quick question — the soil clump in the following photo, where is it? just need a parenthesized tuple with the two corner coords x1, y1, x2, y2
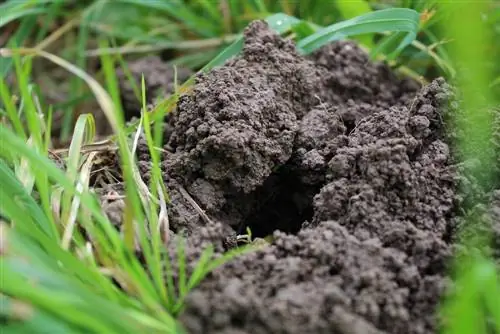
(122, 20, 499, 334)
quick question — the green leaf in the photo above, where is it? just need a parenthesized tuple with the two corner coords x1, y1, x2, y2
(370, 31, 408, 61)
(201, 38, 243, 73)
(291, 21, 316, 40)
(265, 12, 301, 32)
(0, 0, 64, 29)
(441, 257, 500, 334)
(186, 245, 215, 291)
(0, 160, 50, 232)
(297, 8, 420, 55)
(0, 76, 25, 139)
(0, 8, 46, 28)
(491, 76, 500, 88)
(60, 114, 96, 248)
(65, 114, 96, 184)
(0, 124, 122, 252)
(2, 226, 178, 333)
(335, 0, 374, 47)
(177, 237, 187, 299)
(193, 0, 221, 23)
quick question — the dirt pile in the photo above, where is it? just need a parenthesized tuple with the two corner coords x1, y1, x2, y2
(128, 20, 499, 334)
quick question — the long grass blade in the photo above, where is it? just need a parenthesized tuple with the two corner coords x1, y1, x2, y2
(0, 125, 121, 252)
(297, 8, 420, 54)
(0, 76, 25, 139)
(61, 114, 96, 227)
(335, 0, 374, 47)
(0, 160, 49, 230)
(61, 151, 97, 250)
(2, 224, 178, 333)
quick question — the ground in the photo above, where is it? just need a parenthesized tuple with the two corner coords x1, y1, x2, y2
(104, 20, 500, 334)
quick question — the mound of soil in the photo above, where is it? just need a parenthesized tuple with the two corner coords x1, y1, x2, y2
(125, 20, 499, 334)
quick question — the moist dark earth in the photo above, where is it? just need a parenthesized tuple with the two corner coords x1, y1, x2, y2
(114, 21, 500, 334)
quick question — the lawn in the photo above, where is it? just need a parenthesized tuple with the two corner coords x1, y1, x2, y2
(1, 1, 499, 333)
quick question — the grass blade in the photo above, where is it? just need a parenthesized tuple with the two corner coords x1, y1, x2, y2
(297, 8, 420, 54)
(194, 0, 221, 23)
(186, 245, 214, 291)
(140, 75, 168, 302)
(0, 0, 62, 29)
(0, 76, 25, 139)
(177, 237, 187, 299)
(0, 8, 46, 29)
(61, 151, 97, 250)
(0, 160, 49, 231)
(2, 224, 178, 333)
(61, 114, 96, 223)
(171, 245, 214, 314)
(201, 38, 243, 73)
(12, 53, 42, 148)
(335, 0, 374, 47)
(370, 31, 408, 61)
(0, 125, 121, 252)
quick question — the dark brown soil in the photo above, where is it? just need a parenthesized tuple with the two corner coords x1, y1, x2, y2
(123, 20, 499, 334)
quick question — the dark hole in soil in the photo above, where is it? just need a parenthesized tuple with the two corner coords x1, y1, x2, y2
(238, 165, 318, 238)
(343, 119, 357, 134)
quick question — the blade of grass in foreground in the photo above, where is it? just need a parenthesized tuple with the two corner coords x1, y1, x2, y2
(439, 2, 499, 334)
(60, 114, 96, 245)
(0, 75, 26, 139)
(0, 123, 183, 332)
(140, 75, 169, 304)
(0, 46, 148, 249)
(0, 124, 125, 261)
(2, 224, 179, 334)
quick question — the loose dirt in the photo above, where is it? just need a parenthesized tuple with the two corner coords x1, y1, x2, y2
(121, 20, 499, 334)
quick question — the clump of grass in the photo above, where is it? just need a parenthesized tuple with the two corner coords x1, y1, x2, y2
(0, 43, 257, 333)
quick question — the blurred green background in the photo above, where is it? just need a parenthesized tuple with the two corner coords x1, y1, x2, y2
(2, 0, 498, 144)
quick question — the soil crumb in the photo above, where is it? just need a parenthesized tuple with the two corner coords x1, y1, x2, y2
(128, 20, 500, 334)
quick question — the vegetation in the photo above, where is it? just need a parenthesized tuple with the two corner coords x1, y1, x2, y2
(1, 1, 499, 333)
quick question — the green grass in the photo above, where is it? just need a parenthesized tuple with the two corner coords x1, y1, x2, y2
(1, 1, 499, 333)
(439, 3, 499, 333)
(0, 35, 259, 333)
(3, 0, 485, 140)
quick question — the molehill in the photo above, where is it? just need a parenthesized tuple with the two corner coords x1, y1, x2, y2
(115, 20, 500, 334)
